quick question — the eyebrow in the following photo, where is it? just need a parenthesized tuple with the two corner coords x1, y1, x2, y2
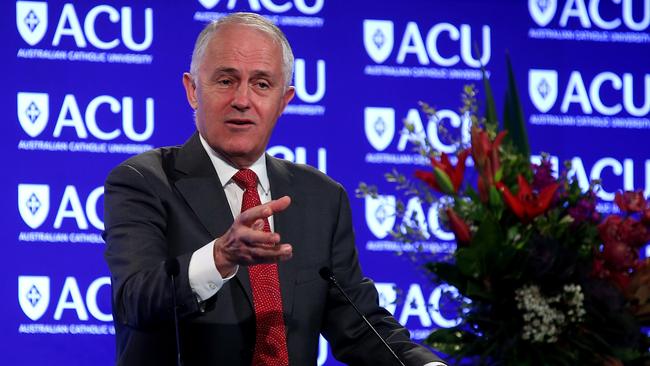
(211, 67, 275, 81)
(212, 67, 239, 79)
(250, 70, 273, 80)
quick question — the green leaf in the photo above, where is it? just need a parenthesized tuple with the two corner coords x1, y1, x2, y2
(502, 52, 530, 158)
(473, 214, 502, 252)
(466, 279, 494, 301)
(428, 262, 467, 293)
(488, 185, 503, 208)
(456, 247, 482, 278)
(477, 45, 498, 129)
(433, 166, 455, 195)
(426, 328, 476, 356)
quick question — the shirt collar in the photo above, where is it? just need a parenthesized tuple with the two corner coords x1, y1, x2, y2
(198, 134, 270, 194)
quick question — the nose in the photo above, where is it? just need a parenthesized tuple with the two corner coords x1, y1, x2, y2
(231, 82, 251, 112)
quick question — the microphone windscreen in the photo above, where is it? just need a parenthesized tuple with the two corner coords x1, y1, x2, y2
(319, 267, 334, 281)
(164, 258, 180, 277)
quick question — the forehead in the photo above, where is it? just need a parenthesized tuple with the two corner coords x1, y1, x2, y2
(201, 24, 283, 73)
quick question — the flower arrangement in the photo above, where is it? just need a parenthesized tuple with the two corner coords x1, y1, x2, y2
(358, 60, 650, 365)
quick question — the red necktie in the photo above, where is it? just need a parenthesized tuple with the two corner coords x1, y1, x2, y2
(231, 169, 289, 366)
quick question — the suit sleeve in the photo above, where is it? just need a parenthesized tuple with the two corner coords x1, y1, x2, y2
(321, 185, 443, 366)
(103, 163, 201, 330)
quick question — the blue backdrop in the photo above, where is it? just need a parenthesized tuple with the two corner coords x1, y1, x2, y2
(5, 0, 649, 364)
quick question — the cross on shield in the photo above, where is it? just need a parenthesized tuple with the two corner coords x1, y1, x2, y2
(363, 20, 394, 64)
(16, 1, 48, 46)
(528, 0, 557, 27)
(529, 69, 558, 113)
(17, 92, 49, 138)
(18, 184, 50, 229)
(18, 276, 50, 321)
(365, 195, 396, 239)
(364, 107, 395, 151)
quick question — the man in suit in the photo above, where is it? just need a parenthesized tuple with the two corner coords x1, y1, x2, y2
(104, 12, 446, 366)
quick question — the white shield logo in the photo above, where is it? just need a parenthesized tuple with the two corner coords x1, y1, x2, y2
(529, 69, 558, 113)
(18, 184, 50, 229)
(365, 195, 396, 239)
(363, 20, 394, 64)
(364, 107, 395, 151)
(528, 0, 557, 27)
(17, 92, 49, 138)
(16, 1, 48, 46)
(19, 276, 50, 321)
(197, 0, 220, 9)
(375, 283, 397, 314)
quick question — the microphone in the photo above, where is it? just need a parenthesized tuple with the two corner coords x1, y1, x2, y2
(319, 267, 406, 366)
(164, 258, 182, 366)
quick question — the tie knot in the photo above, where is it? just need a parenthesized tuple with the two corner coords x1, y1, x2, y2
(232, 169, 258, 191)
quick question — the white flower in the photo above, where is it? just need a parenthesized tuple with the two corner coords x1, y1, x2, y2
(515, 283, 586, 344)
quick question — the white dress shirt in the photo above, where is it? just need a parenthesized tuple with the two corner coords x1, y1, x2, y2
(188, 134, 273, 302)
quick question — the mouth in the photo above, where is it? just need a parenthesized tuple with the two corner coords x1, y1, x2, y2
(225, 118, 255, 126)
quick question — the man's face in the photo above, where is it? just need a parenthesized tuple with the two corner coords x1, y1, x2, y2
(183, 24, 294, 167)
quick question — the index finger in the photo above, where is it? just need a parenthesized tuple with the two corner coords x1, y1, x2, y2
(237, 196, 291, 227)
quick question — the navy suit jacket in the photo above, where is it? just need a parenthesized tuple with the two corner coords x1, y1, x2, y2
(103, 132, 440, 365)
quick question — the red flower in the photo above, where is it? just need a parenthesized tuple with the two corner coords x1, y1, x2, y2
(471, 127, 507, 193)
(598, 215, 624, 243)
(602, 241, 636, 271)
(599, 216, 650, 248)
(446, 208, 471, 245)
(496, 175, 560, 222)
(415, 149, 470, 195)
(619, 218, 650, 247)
(614, 190, 647, 213)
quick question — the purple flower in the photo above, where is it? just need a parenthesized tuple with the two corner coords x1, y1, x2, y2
(568, 194, 600, 224)
(531, 158, 556, 192)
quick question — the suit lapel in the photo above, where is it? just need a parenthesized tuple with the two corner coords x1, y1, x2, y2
(173, 133, 253, 306)
(266, 156, 298, 321)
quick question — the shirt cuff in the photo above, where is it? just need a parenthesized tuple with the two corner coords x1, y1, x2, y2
(188, 240, 238, 301)
(423, 362, 448, 366)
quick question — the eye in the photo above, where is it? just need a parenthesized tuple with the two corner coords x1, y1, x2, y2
(255, 80, 271, 90)
(216, 78, 233, 88)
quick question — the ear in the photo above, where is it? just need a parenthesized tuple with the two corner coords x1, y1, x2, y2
(280, 86, 295, 112)
(182, 72, 198, 109)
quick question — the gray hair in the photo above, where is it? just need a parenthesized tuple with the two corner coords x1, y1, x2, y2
(189, 12, 294, 89)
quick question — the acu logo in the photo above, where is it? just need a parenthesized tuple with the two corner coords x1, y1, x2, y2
(528, 0, 650, 31)
(17, 92, 155, 141)
(375, 282, 465, 329)
(18, 184, 104, 231)
(365, 195, 457, 242)
(364, 106, 471, 154)
(363, 19, 491, 68)
(16, 1, 153, 51)
(529, 69, 650, 116)
(197, 0, 324, 14)
(18, 276, 112, 322)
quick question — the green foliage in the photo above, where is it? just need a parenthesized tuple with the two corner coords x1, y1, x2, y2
(502, 53, 530, 159)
